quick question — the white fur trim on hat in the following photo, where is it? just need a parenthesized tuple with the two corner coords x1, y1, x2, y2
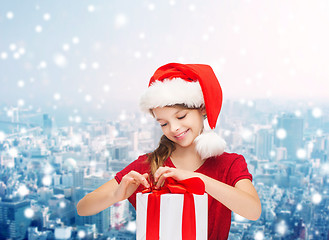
(194, 130, 226, 159)
(139, 78, 204, 112)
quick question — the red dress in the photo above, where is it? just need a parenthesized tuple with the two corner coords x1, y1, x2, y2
(115, 152, 252, 240)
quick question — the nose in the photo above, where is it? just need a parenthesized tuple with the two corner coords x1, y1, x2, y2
(170, 121, 180, 133)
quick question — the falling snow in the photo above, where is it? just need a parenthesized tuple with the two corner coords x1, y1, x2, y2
(17, 185, 29, 197)
(115, 14, 128, 28)
(276, 128, 287, 139)
(24, 208, 34, 218)
(53, 53, 68, 67)
(312, 193, 322, 204)
(42, 175, 52, 186)
(312, 107, 322, 118)
(17, 80, 25, 87)
(276, 220, 287, 236)
(72, 37, 80, 44)
(77, 230, 86, 238)
(35, 25, 43, 33)
(6, 11, 14, 19)
(296, 148, 306, 159)
(43, 13, 51, 21)
(54, 93, 61, 100)
(1, 2, 329, 239)
(254, 231, 264, 240)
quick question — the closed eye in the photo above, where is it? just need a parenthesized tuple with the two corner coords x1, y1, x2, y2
(160, 123, 167, 127)
(177, 114, 187, 120)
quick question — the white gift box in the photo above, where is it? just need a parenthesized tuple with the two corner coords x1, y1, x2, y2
(136, 192, 208, 240)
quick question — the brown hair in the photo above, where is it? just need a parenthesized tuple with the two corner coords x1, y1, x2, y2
(147, 135, 176, 179)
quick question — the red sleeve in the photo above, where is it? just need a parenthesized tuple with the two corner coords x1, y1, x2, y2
(114, 154, 150, 184)
(228, 154, 253, 186)
(114, 154, 150, 208)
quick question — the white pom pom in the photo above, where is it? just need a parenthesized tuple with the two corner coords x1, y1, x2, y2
(194, 130, 226, 159)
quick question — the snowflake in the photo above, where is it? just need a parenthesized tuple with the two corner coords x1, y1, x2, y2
(139, 32, 145, 39)
(79, 63, 87, 70)
(62, 44, 70, 51)
(312, 193, 322, 204)
(148, 4, 155, 11)
(296, 149, 306, 159)
(38, 61, 47, 69)
(18, 99, 25, 106)
(276, 220, 287, 236)
(103, 85, 110, 92)
(296, 203, 302, 211)
(9, 148, 18, 157)
(59, 201, 66, 208)
(85, 95, 92, 102)
(42, 175, 52, 186)
(18, 185, 29, 197)
(24, 208, 34, 218)
(276, 128, 287, 139)
(316, 129, 323, 136)
(169, 0, 176, 5)
(17, 80, 25, 88)
(54, 93, 61, 101)
(43, 13, 51, 21)
(75, 116, 82, 123)
(0, 131, 6, 142)
(88, 5, 95, 12)
(312, 107, 322, 118)
(134, 51, 141, 58)
(115, 14, 128, 29)
(77, 230, 86, 238)
(35, 25, 43, 33)
(189, 4, 196, 11)
(72, 37, 80, 44)
(254, 231, 264, 240)
(53, 53, 67, 67)
(1, 52, 8, 59)
(7, 12, 14, 19)
(92, 62, 99, 69)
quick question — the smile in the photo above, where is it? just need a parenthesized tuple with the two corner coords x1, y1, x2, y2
(174, 129, 189, 139)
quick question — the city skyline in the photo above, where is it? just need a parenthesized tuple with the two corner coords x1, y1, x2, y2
(0, 98, 329, 239)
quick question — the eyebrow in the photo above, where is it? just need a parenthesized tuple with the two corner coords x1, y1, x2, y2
(155, 109, 183, 121)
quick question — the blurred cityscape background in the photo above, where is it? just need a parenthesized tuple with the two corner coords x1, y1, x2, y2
(1, 0, 329, 239)
(0, 99, 328, 239)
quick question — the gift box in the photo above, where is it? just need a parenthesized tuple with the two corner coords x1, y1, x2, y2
(136, 177, 208, 240)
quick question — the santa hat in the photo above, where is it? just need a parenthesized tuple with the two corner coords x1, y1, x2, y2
(140, 63, 226, 159)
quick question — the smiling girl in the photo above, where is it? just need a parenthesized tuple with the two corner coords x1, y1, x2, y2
(77, 63, 261, 239)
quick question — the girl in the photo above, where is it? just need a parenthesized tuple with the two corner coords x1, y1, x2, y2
(77, 63, 261, 240)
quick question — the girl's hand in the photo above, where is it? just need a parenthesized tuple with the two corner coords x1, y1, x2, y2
(114, 171, 149, 201)
(154, 167, 197, 189)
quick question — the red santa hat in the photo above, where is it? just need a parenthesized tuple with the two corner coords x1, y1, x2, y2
(140, 63, 226, 159)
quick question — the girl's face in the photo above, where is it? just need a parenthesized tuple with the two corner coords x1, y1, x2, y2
(152, 105, 206, 149)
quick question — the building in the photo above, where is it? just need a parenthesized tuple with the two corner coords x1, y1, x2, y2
(0, 198, 31, 239)
(255, 128, 273, 160)
(274, 114, 304, 159)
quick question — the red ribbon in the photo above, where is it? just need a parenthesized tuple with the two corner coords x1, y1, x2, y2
(140, 177, 205, 240)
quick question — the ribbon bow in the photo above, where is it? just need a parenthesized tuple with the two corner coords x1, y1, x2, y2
(140, 177, 205, 240)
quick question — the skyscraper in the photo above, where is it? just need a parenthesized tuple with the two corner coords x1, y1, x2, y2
(0, 199, 31, 239)
(255, 128, 273, 160)
(274, 114, 304, 159)
(43, 114, 53, 138)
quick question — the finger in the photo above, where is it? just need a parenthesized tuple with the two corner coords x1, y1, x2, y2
(154, 167, 170, 182)
(155, 170, 173, 189)
(128, 171, 150, 188)
(142, 173, 149, 179)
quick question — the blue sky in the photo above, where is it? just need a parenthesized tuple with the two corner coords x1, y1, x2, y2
(1, 0, 329, 121)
